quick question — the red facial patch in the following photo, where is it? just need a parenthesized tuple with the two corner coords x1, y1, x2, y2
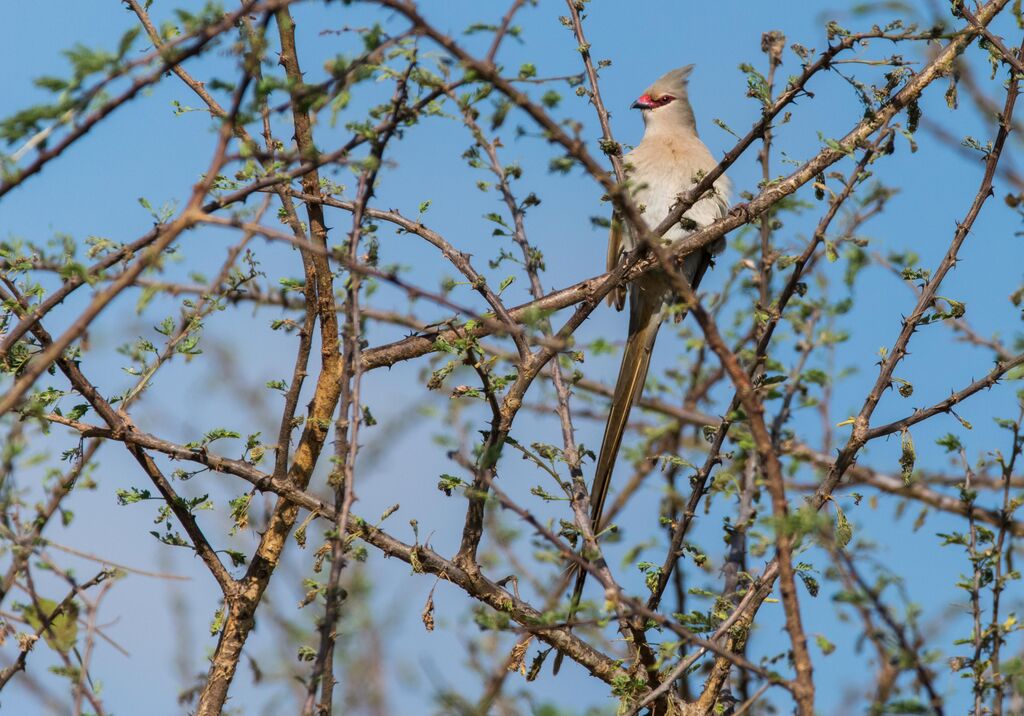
(633, 93, 674, 109)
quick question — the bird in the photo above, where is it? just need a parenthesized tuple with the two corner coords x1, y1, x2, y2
(555, 65, 730, 672)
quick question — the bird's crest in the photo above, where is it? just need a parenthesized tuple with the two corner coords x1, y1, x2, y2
(645, 64, 694, 99)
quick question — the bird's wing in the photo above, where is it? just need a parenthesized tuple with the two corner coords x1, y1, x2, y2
(607, 217, 626, 310)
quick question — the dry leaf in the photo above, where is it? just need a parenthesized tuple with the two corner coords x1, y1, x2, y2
(421, 587, 435, 632)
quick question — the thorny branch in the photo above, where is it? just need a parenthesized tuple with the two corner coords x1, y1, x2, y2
(2, 1, 1023, 713)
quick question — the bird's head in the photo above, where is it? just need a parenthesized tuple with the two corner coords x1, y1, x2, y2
(632, 65, 698, 134)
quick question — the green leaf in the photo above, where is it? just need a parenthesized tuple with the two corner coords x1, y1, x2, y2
(798, 571, 819, 596)
(540, 90, 561, 108)
(362, 405, 377, 427)
(20, 598, 78, 654)
(653, 454, 695, 471)
(66, 404, 89, 421)
(209, 605, 224, 636)
(437, 474, 464, 496)
(815, 633, 836, 655)
(936, 433, 962, 453)
(825, 240, 839, 263)
(116, 487, 152, 505)
(833, 501, 852, 548)
(199, 428, 241, 446)
(548, 156, 575, 174)
(223, 549, 247, 568)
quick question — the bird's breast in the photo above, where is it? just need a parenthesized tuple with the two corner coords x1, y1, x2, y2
(623, 155, 727, 249)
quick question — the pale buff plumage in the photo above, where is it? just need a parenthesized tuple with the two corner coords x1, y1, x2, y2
(556, 67, 730, 670)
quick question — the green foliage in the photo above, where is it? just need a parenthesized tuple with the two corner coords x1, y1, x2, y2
(437, 474, 464, 496)
(116, 487, 153, 505)
(814, 633, 836, 656)
(3, 5, 1023, 712)
(830, 498, 853, 549)
(19, 598, 79, 654)
(637, 561, 662, 593)
(796, 563, 820, 597)
(228, 494, 251, 535)
(185, 428, 242, 449)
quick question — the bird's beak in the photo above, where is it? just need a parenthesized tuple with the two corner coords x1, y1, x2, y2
(631, 94, 654, 110)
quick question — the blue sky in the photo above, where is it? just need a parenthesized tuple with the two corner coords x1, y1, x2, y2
(2, 1, 1023, 714)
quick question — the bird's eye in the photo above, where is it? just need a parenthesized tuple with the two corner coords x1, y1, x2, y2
(656, 95, 674, 105)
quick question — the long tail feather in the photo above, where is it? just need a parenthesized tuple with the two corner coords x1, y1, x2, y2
(589, 291, 663, 538)
(553, 251, 711, 675)
(553, 287, 662, 674)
